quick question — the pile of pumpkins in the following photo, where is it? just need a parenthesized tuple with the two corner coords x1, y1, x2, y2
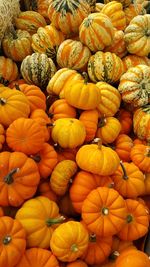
(0, 0, 150, 266)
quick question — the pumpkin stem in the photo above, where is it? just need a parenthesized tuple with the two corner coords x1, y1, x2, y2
(145, 147, 150, 157)
(15, 84, 21, 91)
(82, 72, 89, 84)
(109, 251, 120, 260)
(10, 26, 18, 40)
(46, 123, 55, 127)
(0, 98, 7, 105)
(0, 76, 9, 86)
(46, 216, 65, 227)
(71, 244, 78, 252)
(48, 113, 54, 119)
(4, 168, 19, 184)
(108, 182, 114, 188)
(30, 154, 41, 163)
(126, 214, 133, 223)
(3, 235, 12, 245)
(98, 116, 107, 128)
(120, 161, 128, 180)
(102, 207, 109, 215)
(89, 233, 96, 242)
(92, 138, 102, 149)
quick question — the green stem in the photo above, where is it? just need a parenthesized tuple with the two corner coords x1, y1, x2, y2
(120, 161, 128, 180)
(82, 72, 89, 84)
(71, 244, 78, 252)
(4, 168, 19, 184)
(46, 216, 65, 227)
(3, 235, 12, 245)
(126, 214, 133, 223)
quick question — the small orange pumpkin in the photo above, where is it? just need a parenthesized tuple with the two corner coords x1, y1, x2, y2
(116, 109, 133, 135)
(114, 134, 133, 162)
(49, 99, 77, 121)
(0, 56, 19, 85)
(0, 123, 5, 150)
(38, 180, 58, 202)
(116, 249, 150, 267)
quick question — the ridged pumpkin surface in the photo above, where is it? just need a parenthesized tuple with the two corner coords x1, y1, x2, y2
(133, 105, 150, 141)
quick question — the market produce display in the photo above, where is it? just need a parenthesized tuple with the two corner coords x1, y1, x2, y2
(0, 0, 150, 266)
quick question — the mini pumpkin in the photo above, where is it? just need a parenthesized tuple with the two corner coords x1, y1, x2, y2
(59, 192, 78, 218)
(38, 181, 58, 202)
(0, 56, 18, 85)
(0, 123, 5, 150)
(66, 260, 88, 267)
(116, 248, 150, 267)
(114, 134, 133, 162)
(122, 54, 150, 72)
(124, 3, 144, 26)
(104, 30, 127, 58)
(49, 99, 77, 121)
(133, 105, 150, 141)
(130, 144, 150, 173)
(116, 108, 133, 135)
(104, 0, 131, 8)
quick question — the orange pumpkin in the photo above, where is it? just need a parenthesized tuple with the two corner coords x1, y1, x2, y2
(130, 144, 150, 173)
(116, 109, 133, 135)
(0, 123, 5, 150)
(0, 151, 40, 207)
(59, 193, 78, 218)
(56, 146, 78, 163)
(104, 30, 127, 58)
(16, 248, 59, 267)
(38, 180, 58, 202)
(111, 161, 145, 198)
(0, 56, 19, 85)
(122, 54, 150, 72)
(49, 99, 77, 121)
(133, 105, 150, 141)
(143, 173, 150, 195)
(114, 134, 133, 162)
(8, 79, 26, 88)
(66, 260, 88, 267)
(118, 199, 149, 241)
(124, 3, 144, 25)
(0, 216, 26, 267)
(116, 248, 150, 267)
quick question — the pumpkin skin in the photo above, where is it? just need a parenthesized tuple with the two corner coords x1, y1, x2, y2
(101, 1, 126, 30)
(79, 109, 99, 142)
(0, 216, 26, 267)
(46, 68, 83, 98)
(0, 151, 40, 207)
(124, 3, 145, 26)
(0, 56, 18, 85)
(118, 199, 149, 241)
(50, 160, 78, 196)
(49, 99, 77, 121)
(70, 170, 113, 214)
(56, 147, 78, 163)
(130, 144, 150, 173)
(50, 221, 89, 262)
(124, 14, 150, 57)
(64, 77, 101, 110)
(76, 140, 120, 176)
(21, 53, 56, 89)
(2, 29, 32, 62)
(104, 0, 131, 8)
(79, 13, 114, 52)
(122, 55, 150, 72)
(59, 193, 78, 218)
(0, 87, 30, 127)
(23, 0, 51, 22)
(0, 124, 5, 150)
(143, 173, 150, 195)
(15, 196, 64, 248)
(114, 134, 133, 162)
(51, 118, 86, 149)
(8, 79, 26, 88)
(16, 248, 59, 267)
(88, 51, 124, 84)
(82, 187, 127, 237)
(116, 249, 150, 267)
(14, 83, 46, 112)
(96, 82, 121, 117)
(133, 105, 150, 141)
(38, 181, 58, 202)
(116, 109, 133, 135)
(15, 11, 47, 34)
(6, 118, 45, 155)
(48, 0, 91, 35)
(57, 39, 91, 71)
(66, 260, 88, 267)
(30, 143, 58, 179)
(104, 30, 127, 58)
(118, 65, 150, 108)
(96, 116, 121, 144)
(111, 161, 145, 198)
(32, 24, 65, 59)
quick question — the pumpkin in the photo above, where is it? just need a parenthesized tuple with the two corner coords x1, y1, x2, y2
(15, 196, 65, 248)
(118, 199, 149, 241)
(111, 236, 136, 256)
(23, 0, 51, 22)
(82, 187, 127, 237)
(30, 109, 52, 142)
(8, 79, 26, 88)
(59, 193, 78, 218)
(70, 170, 113, 214)
(133, 138, 147, 145)
(88, 51, 124, 84)
(76, 139, 120, 176)
(87, 0, 96, 12)
(15, 10, 47, 34)
(0, 124, 5, 150)
(116, 109, 133, 135)
(2, 28, 32, 62)
(0, 56, 18, 85)
(101, 1, 126, 30)
(124, 14, 150, 56)
(104, 0, 131, 8)
(143, 173, 150, 195)
(21, 52, 56, 89)
(116, 249, 150, 267)
(30, 143, 58, 179)
(114, 134, 133, 162)
(46, 68, 83, 98)
(81, 221, 113, 265)
(79, 109, 99, 142)
(130, 144, 150, 173)
(56, 146, 78, 163)
(51, 118, 86, 149)
(118, 65, 150, 108)
(95, 3, 105, 12)
(48, 0, 91, 35)
(50, 160, 78, 196)
(0, 216, 26, 267)
(133, 105, 150, 141)
(32, 24, 65, 59)
(57, 39, 91, 71)
(79, 13, 114, 52)
(6, 118, 45, 155)
(16, 248, 59, 267)
(66, 260, 88, 267)
(111, 161, 145, 198)
(104, 30, 127, 58)
(0, 151, 40, 206)
(49, 99, 77, 121)
(64, 74, 101, 110)
(96, 116, 121, 144)
(122, 54, 150, 72)
(14, 83, 46, 112)
(124, 3, 145, 25)
(0, 86, 30, 127)
(50, 221, 89, 262)
(96, 82, 121, 117)
(38, 181, 58, 202)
